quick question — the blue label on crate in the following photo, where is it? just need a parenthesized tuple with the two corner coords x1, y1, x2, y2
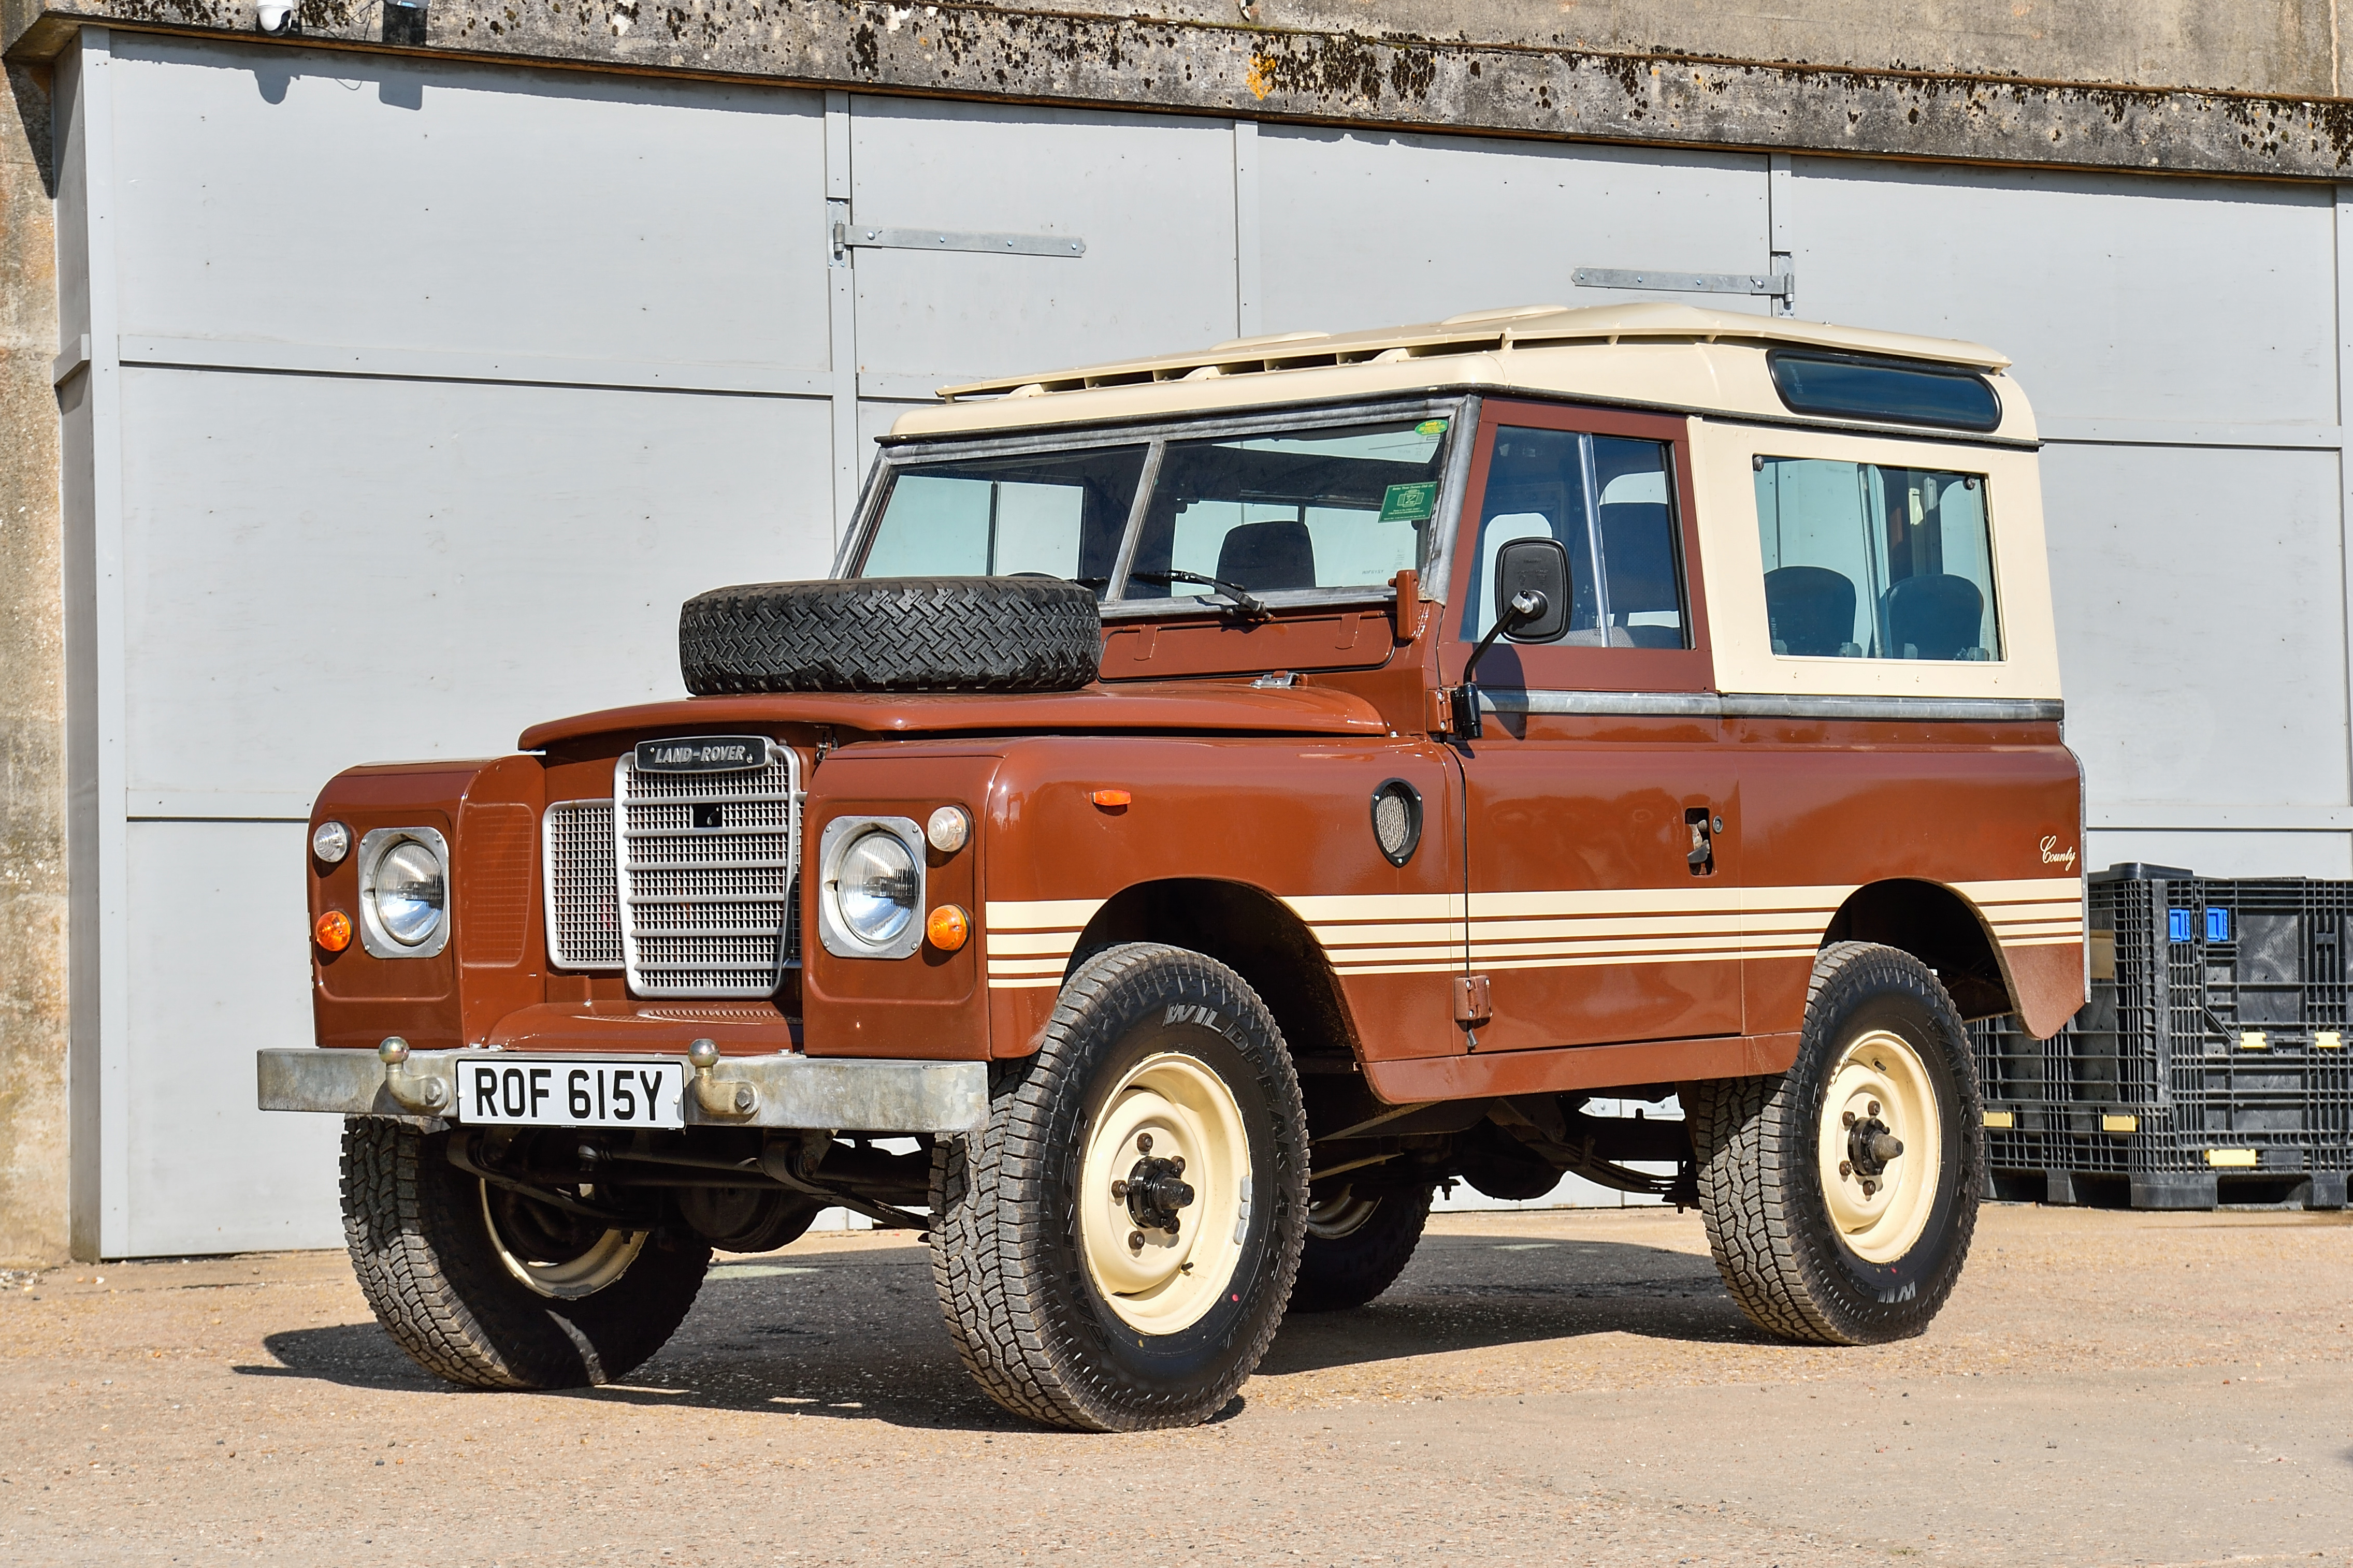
(2205, 907, 2231, 942)
(2169, 908, 2194, 943)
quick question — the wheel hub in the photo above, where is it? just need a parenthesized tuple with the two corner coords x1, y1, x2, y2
(1844, 1111, 1904, 1179)
(1120, 1151, 1196, 1234)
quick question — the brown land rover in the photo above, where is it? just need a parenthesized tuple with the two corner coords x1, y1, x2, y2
(259, 301, 2085, 1431)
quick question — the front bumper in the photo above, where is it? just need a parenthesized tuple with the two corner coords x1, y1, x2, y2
(256, 1048, 987, 1134)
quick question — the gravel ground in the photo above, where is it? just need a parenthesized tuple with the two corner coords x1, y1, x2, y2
(3, 1202, 2348, 1566)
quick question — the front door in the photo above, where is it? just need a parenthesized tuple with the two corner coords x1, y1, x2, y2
(1443, 401, 1742, 1051)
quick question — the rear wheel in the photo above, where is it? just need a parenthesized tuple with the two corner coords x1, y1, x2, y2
(1289, 1182, 1433, 1313)
(929, 943, 1308, 1431)
(340, 1119, 709, 1389)
(1684, 942, 1983, 1345)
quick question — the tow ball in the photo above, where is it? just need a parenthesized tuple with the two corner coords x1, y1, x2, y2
(687, 1038, 760, 1119)
(1111, 1132, 1196, 1249)
(377, 1037, 448, 1113)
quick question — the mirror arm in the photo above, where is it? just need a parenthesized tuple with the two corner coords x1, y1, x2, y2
(1460, 589, 1547, 686)
(1450, 589, 1548, 742)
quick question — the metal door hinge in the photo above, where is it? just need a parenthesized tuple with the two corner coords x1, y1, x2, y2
(834, 219, 1086, 260)
(1574, 268, 1794, 299)
(1453, 974, 1492, 1025)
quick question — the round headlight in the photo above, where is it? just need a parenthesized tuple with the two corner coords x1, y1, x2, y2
(835, 830, 918, 946)
(312, 820, 352, 864)
(372, 838, 447, 947)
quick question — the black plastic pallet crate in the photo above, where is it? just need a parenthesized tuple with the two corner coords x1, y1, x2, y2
(1970, 866, 2353, 1210)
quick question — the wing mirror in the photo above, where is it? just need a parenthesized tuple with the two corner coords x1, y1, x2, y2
(1451, 538, 1570, 739)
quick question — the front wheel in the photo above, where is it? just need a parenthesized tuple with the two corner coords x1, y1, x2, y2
(340, 1119, 709, 1389)
(1684, 941, 1983, 1345)
(929, 943, 1309, 1431)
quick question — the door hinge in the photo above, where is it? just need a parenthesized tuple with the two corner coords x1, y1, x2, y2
(1453, 974, 1492, 1025)
(1573, 267, 1794, 299)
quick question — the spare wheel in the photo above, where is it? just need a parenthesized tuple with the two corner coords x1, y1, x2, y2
(678, 576, 1101, 695)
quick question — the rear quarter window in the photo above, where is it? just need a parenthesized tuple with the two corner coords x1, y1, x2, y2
(1755, 457, 2000, 662)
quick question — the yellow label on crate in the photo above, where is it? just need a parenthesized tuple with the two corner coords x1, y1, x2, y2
(2101, 1114, 2139, 1134)
(2239, 1031, 2268, 1050)
(1982, 1110, 2015, 1129)
(2319, 1032, 2344, 1050)
(2206, 1149, 2259, 1169)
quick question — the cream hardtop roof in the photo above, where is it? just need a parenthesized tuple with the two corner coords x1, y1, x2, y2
(893, 301, 2026, 444)
(935, 302, 2008, 402)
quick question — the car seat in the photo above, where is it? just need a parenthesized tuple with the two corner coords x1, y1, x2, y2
(1879, 573, 1986, 660)
(1215, 519, 1317, 593)
(1763, 564, 1859, 656)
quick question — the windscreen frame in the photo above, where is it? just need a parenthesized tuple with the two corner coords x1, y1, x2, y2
(839, 396, 1474, 619)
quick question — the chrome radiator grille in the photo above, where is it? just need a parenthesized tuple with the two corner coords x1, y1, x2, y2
(543, 800, 620, 968)
(614, 748, 802, 997)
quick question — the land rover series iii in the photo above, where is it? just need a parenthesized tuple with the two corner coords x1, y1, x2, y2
(259, 301, 2085, 1431)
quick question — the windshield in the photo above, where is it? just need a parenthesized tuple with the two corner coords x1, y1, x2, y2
(1121, 418, 1450, 602)
(856, 409, 1457, 603)
(859, 445, 1148, 588)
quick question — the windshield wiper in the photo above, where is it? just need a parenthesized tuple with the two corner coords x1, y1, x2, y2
(1128, 569, 1269, 620)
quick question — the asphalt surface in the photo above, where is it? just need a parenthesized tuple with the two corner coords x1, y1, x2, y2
(3, 1202, 2348, 1566)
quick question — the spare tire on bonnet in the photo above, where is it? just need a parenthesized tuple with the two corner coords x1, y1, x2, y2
(678, 576, 1102, 695)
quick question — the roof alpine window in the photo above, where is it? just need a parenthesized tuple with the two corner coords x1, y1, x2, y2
(1767, 352, 2001, 433)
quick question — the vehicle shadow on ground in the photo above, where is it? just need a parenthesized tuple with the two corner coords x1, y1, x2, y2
(246, 1232, 1766, 1429)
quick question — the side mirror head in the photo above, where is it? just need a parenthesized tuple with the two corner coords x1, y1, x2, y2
(1493, 538, 1570, 643)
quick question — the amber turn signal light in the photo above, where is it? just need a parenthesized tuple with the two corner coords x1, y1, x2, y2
(925, 904, 972, 952)
(1090, 789, 1132, 808)
(314, 910, 354, 953)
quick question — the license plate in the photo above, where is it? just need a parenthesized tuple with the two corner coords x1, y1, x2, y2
(455, 1059, 686, 1129)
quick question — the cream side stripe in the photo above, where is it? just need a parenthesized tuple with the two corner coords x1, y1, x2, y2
(983, 931, 1089, 956)
(1284, 894, 1465, 922)
(1951, 877, 2085, 902)
(983, 899, 1105, 931)
(989, 976, 1064, 990)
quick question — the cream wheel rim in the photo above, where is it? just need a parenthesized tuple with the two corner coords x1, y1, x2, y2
(480, 1182, 646, 1301)
(1078, 1052, 1253, 1335)
(1816, 1028, 1943, 1265)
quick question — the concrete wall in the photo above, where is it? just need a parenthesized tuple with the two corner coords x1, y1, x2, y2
(10, 3, 2353, 181)
(0, 59, 65, 1267)
(981, 1, 2346, 96)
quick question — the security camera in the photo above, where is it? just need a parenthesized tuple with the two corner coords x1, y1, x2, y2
(255, 0, 297, 32)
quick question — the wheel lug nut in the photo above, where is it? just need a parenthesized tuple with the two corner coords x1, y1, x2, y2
(1111, 1180, 1129, 1200)
(1166, 1215, 1180, 1235)
(1839, 1160, 1852, 1178)
(1128, 1230, 1145, 1250)
(1136, 1133, 1153, 1154)
(1170, 1156, 1186, 1174)
(1861, 1179, 1878, 1197)
(1842, 1112, 1856, 1128)
(1868, 1100, 1881, 1116)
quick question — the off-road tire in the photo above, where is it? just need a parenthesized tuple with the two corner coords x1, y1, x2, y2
(1684, 941, 1984, 1345)
(339, 1119, 710, 1389)
(1289, 1183, 1433, 1313)
(929, 943, 1309, 1431)
(679, 576, 1101, 695)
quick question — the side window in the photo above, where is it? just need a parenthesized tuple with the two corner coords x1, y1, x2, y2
(1464, 428, 1686, 647)
(1753, 458, 2001, 661)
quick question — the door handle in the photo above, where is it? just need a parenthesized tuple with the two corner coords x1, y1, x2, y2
(1685, 809, 1719, 874)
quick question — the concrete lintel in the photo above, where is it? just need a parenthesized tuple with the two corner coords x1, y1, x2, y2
(6, 1, 2353, 182)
